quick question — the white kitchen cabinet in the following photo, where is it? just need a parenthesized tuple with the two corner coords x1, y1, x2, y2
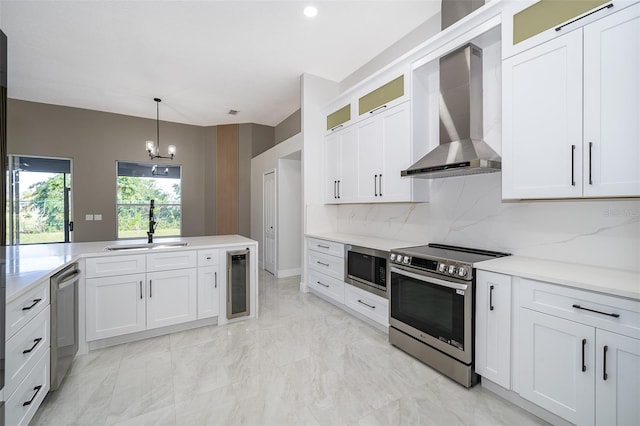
(86, 273, 147, 341)
(344, 283, 388, 328)
(306, 237, 345, 304)
(583, 3, 640, 197)
(324, 126, 356, 203)
(197, 266, 219, 319)
(595, 329, 640, 426)
(355, 101, 417, 202)
(147, 269, 197, 329)
(519, 308, 595, 426)
(475, 271, 512, 389)
(503, 2, 640, 199)
(5, 350, 49, 426)
(502, 29, 583, 199)
(517, 276, 640, 426)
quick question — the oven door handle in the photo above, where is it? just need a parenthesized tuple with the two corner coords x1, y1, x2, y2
(391, 266, 469, 291)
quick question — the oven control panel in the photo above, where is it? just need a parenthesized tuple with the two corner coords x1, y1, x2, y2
(389, 252, 472, 280)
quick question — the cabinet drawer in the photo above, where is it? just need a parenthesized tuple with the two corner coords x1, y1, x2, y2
(308, 269, 345, 304)
(307, 237, 344, 258)
(308, 250, 344, 281)
(6, 349, 50, 426)
(344, 284, 389, 327)
(520, 278, 640, 339)
(85, 254, 145, 278)
(197, 249, 219, 266)
(6, 280, 49, 340)
(147, 250, 197, 272)
(6, 306, 50, 399)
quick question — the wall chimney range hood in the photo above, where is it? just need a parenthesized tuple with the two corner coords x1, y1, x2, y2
(402, 0, 501, 179)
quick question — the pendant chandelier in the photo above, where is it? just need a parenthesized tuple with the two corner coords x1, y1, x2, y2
(145, 97, 176, 160)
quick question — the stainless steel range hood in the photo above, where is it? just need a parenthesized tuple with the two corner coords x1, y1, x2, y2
(402, 0, 501, 179)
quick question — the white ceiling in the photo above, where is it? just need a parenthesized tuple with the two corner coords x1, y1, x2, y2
(0, 1, 440, 127)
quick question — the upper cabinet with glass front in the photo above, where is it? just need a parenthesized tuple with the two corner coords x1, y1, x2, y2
(502, 1, 640, 199)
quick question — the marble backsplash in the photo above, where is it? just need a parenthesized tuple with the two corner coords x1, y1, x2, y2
(335, 173, 640, 272)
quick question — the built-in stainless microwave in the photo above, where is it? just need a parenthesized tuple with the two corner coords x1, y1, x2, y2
(345, 245, 388, 299)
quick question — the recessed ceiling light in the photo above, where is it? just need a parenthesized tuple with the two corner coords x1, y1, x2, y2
(304, 6, 318, 18)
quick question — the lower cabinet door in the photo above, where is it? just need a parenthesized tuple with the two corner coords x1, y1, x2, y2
(197, 266, 220, 319)
(595, 329, 640, 426)
(519, 308, 595, 426)
(6, 349, 50, 426)
(147, 269, 197, 329)
(307, 269, 345, 304)
(86, 273, 146, 341)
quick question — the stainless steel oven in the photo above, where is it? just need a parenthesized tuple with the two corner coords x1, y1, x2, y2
(345, 245, 388, 298)
(388, 244, 509, 387)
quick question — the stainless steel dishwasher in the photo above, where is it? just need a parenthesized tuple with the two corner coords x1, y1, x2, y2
(50, 263, 80, 391)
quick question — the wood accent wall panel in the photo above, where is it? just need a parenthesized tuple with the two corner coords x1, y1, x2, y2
(215, 124, 239, 235)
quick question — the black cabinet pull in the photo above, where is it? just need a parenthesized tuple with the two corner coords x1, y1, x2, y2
(22, 299, 42, 311)
(23, 338, 43, 354)
(378, 174, 382, 197)
(316, 280, 330, 288)
(316, 261, 329, 267)
(149, 280, 153, 298)
(581, 338, 587, 372)
(589, 142, 593, 185)
(334, 180, 337, 199)
(23, 385, 43, 406)
(571, 145, 576, 186)
(369, 105, 387, 114)
(317, 244, 330, 249)
(337, 180, 341, 199)
(572, 304, 620, 318)
(139, 281, 143, 299)
(489, 285, 495, 311)
(603, 345, 609, 380)
(331, 124, 344, 132)
(214, 272, 218, 289)
(358, 299, 376, 309)
(556, 3, 613, 31)
(374, 174, 378, 196)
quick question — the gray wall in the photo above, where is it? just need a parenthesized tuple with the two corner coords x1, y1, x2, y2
(7, 99, 261, 242)
(238, 123, 275, 238)
(274, 109, 301, 144)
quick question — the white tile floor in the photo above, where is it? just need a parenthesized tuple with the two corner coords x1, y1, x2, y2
(32, 270, 547, 425)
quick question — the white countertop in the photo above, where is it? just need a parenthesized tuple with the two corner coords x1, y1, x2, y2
(476, 256, 640, 301)
(306, 232, 424, 252)
(4, 235, 257, 303)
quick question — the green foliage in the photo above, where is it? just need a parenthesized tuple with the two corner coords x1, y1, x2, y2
(23, 173, 66, 233)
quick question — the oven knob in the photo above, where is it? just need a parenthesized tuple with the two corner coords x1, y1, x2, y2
(448, 265, 456, 274)
(403, 256, 411, 264)
(390, 253, 396, 262)
(458, 267, 467, 277)
(438, 263, 446, 273)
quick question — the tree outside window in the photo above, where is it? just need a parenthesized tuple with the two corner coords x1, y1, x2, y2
(116, 162, 181, 239)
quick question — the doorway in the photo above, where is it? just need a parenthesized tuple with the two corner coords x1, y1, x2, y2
(7, 155, 73, 245)
(263, 170, 276, 275)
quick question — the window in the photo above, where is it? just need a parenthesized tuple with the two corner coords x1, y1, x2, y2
(6, 155, 73, 245)
(116, 161, 181, 239)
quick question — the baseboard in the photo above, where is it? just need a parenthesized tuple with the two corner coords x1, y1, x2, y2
(481, 379, 573, 426)
(277, 267, 301, 278)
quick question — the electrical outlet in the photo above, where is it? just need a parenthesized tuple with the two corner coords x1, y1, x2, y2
(94, 214, 102, 221)
(85, 214, 94, 221)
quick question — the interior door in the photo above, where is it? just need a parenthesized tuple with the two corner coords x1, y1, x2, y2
(263, 171, 276, 274)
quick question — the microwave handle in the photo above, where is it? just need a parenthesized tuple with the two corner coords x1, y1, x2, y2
(390, 266, 468, 291)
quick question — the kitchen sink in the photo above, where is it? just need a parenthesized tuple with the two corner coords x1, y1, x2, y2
(104, 242, 188, 251)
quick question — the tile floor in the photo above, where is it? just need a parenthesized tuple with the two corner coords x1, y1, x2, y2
(32, 270, 547, 425)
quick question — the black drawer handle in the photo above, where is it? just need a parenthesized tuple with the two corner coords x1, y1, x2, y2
(206, 256, 212, 260)
(581, 338, 587, 372)
(572, 304, 620, 318)
(23, 385, 43, 406)
(23, 338, 43, 354)
(316, 261, 330, 267)
(317, 244, 330, 249)
(358, 299, 375, 309)
(22, 299, 42, 311)
(316, 281, 330, 288)
(489, 285, 495, 311)
(603, 345, 609, 380)
(369, 105, 387, 114)
(556, 3, 613, 32)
